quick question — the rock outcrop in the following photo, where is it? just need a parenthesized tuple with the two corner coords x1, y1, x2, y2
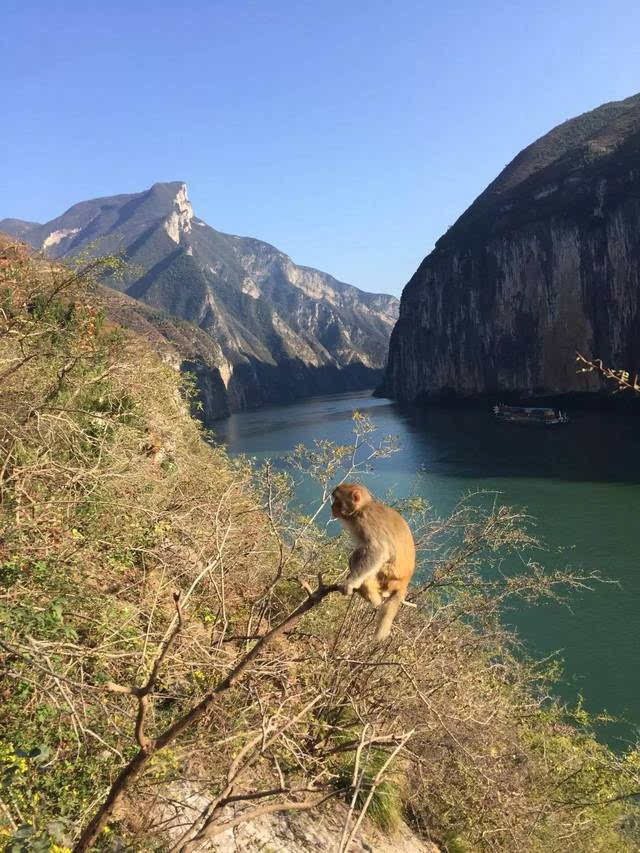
(157, 787, 440, 852)
(381, 93, 640, 404)
(2, 183, 398, 421)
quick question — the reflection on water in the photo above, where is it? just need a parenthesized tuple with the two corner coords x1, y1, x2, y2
(214, 390, 640, 746)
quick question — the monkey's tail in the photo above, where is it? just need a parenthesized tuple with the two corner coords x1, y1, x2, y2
(374, 590, 404, 641)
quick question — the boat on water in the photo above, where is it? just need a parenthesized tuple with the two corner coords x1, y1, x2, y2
(493, 404, 570, 425)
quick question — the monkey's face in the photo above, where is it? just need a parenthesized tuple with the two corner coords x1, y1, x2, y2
(331, 484, 366, 519)
(331, 493, 347, 518)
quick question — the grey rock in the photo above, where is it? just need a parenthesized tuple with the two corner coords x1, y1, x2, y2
(155, 783, 440, 852)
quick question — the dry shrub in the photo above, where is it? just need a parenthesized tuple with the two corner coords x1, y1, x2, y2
(1, 237, 639, 852)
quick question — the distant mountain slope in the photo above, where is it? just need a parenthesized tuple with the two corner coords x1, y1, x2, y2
(2, 183, 398, 417)
(382, 92, 640, 403)
(93, 285, 232, 423)
(0, 218, 41, 239)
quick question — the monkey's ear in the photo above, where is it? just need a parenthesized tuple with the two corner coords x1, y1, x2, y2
(351, 488, 362, 504)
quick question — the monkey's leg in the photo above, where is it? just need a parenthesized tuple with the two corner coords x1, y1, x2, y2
(357, 577, 383, 608)
(374, 588, 404, 640)
(343, 545, 388, 596)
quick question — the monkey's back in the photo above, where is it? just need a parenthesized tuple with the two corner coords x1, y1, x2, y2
(359, 500, 415, 582)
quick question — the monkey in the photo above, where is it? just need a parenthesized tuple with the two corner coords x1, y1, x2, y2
(331, 483, 415, 640)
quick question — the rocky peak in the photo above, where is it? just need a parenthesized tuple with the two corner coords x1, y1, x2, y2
(163, 183, 194, 244)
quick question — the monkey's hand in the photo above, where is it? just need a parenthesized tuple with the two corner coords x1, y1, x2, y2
(340, 580, 357, 597)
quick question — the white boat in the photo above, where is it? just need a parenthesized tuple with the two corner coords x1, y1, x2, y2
(493, 404, 570, 425)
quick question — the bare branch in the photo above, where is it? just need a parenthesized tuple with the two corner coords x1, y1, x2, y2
(73, 580, 339, 851)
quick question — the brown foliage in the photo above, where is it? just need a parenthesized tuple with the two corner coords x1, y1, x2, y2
(1, 243, 639, 852)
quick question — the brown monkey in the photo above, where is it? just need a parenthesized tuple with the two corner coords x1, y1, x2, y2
(331, 483, 415, 640)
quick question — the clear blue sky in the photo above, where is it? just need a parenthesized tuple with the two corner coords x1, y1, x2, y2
(2, 0, 639, 295)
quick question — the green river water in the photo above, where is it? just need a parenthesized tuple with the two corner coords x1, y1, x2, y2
(213, 390, 640, 747)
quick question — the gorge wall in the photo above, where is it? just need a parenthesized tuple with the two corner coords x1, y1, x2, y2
(382, 93, 640, 404)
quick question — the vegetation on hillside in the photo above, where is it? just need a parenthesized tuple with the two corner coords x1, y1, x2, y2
(2, 236, 640, 852)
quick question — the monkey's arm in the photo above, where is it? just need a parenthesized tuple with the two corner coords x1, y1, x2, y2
(342, 542, 389, 595)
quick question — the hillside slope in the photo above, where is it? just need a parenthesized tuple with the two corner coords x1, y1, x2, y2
(382, 92, 640, 402)
(1, 183, 398, 418)
(1, 235, 638, 851)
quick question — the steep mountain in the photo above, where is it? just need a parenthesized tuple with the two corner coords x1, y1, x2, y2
(381, 93, 640, 403)
(1, 183, 398, 418)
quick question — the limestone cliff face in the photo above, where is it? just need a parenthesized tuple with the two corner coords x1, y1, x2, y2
(1, 183, 398, 422)
(382, 93, 640, 403)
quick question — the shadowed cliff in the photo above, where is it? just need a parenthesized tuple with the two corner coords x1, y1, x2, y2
(382, 93, 640, 404)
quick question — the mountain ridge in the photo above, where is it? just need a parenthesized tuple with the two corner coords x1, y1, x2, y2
(2, 182, 398, 419)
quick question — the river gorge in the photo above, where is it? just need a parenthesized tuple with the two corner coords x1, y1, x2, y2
(214, 390, 640, 747)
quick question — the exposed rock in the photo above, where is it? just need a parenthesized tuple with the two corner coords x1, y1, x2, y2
(42, 227, 80, 249)
(154, 784, 440, 852)
(1, 183, 398, 422)
(382, 92, 640, 404)
(163, 184, 194, 243)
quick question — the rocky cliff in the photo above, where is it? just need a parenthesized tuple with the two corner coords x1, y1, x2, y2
(1, 183, 398, 420)
(382, 93, 640, 403)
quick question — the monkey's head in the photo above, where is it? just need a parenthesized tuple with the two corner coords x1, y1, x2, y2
(331, 483, 371, 519)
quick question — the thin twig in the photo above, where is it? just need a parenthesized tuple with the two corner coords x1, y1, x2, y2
(338, 730, 414, 853)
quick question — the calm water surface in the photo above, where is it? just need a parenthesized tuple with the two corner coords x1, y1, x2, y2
(214, 390, 640, 746)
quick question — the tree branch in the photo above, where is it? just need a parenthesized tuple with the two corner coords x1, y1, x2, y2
(185, 789, 343, 844)
(73, 579, 339, 851)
